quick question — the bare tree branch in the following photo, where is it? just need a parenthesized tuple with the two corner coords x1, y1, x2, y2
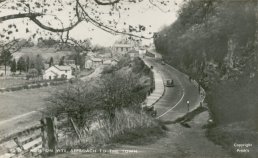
(77, 1, 153, 39)
(0, 13, 43, 22)
(30, 16, 81, 32)
(149, 0, 170, 13)
(94, 0, 120, 5)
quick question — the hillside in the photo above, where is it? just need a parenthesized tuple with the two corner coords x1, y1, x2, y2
(154, 0, 258, 157)
(12, 47, 74, 63)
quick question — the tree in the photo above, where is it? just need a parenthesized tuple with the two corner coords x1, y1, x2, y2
(17, 57, 26, 73)
(27, 68, 38, 79)
(10, 59, 16, 74)
(59, 56, 65, 66)
(25, 56, 30, 72)
(34, 54, 45, 75)
(49, 57, 54, 67)
(0, 0, 175, 42)
(0, 50, 12, 75)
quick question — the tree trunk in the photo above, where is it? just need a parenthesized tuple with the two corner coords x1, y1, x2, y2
(4, 60, 6, 76)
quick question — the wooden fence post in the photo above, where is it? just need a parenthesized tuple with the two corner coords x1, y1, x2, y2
(41, 117, 58, 156)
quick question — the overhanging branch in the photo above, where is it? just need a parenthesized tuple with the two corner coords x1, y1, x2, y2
(0, 13, 43, 22)
(94, 0, 120, 5)
(77, 1, 153, 39)
(30, 17, 81, 32)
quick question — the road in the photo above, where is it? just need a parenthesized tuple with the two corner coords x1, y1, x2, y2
(55, 57, 231, 158)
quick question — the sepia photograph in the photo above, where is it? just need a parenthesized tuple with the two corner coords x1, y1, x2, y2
(0, 0, 257, 157)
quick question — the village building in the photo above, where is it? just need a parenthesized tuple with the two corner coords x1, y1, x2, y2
(128, 49, 140, 59)
(43, 65, 73, 80)
(103, 58, 118, 66)
(113, 43, 134, 54)
(139, 48, 147, 58)
(85, 57, 103, 69)
(112, 36, 141, 55)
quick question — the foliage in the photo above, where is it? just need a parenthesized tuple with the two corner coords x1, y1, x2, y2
(49, 57, 54, 68)
(10, 59, 16, 73)
(0, 0, 174, 42)
(27, 68, 38, 79)
(154, 0, 258, 155)
(47, 80, 101, 128)
(46, 57, 156, 147)
(59, 56, 65, 66)
(17, 57, 26, 73)
(99, 72, 145, 119)
(0, 50, 12, 66)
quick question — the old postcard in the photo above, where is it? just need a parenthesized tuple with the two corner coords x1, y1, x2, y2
(0, 0, 257, 157)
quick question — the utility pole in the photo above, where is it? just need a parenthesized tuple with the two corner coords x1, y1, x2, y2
(186, 100, 190, 112)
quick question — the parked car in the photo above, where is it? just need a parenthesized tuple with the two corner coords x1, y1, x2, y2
(165, 79, 174, 87)
(143, 105, 157, 117)
(150, 65, 153, 69)
(161, 61, 165, 65)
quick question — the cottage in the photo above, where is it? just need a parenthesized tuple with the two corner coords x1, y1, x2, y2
(103, 58, 118, 66)
(43, 65, 73, 80)
(128, 49, 139, 59)
(85, 57, 103, 69)
(139, 48, 147, 58)
(113, 43, 134, 54)
(112, 36, 140, 54)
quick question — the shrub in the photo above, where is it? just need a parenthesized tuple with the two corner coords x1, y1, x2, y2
(23, 85, 29, 89)
(101, 66, 116, 74)
(46, 80, 101, 129)
(58, 109, 165, 148)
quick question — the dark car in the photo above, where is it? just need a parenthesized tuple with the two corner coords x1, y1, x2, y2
(165, 79, 174, 87)
(143, 105, 157, 117)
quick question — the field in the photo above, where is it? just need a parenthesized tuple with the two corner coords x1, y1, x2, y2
(0, 78, 30, 89)
(0, 86, 58, 121)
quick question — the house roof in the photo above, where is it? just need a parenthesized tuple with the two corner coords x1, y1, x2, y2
(54, 65, 71, 71)
(50, 70, 58, 75)
(91, 58, 103, 62)
(112, 58, 119, 62)
(128, 50, 139, 54)
(113, 44, 133, 48)
(103, 60, 112, 65)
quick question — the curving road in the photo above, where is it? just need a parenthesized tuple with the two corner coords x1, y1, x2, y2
(145, 57, 201, 120)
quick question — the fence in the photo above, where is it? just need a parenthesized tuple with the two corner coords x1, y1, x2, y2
(0, 117, 67, 158)
(0, 80, 68, 93)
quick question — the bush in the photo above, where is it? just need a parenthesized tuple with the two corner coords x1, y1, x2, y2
(23, 84, 29, 89)
(101, 66, 116, 74)
(10, 86, 23, 91)
(42, 82, 48, 86)
(46, 80, 101, 128)
(46, 57, 160, 149)
(58, 109, 165, 148)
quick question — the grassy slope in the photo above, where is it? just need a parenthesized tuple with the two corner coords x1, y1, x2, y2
(0, 86, 55, 121)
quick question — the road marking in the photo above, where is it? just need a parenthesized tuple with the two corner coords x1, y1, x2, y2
(156, 66, 185, 119)
(156, 90, 184, 119)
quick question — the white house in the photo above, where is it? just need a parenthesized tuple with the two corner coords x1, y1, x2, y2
(43, 65, 73, 80)
(112, 36, 141, 54)
(139, 48, 147, 58)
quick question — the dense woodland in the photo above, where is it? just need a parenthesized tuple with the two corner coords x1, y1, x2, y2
(155, 0, 258, 154)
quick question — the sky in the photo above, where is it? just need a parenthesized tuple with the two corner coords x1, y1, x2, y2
(0, 0, 185, 47)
